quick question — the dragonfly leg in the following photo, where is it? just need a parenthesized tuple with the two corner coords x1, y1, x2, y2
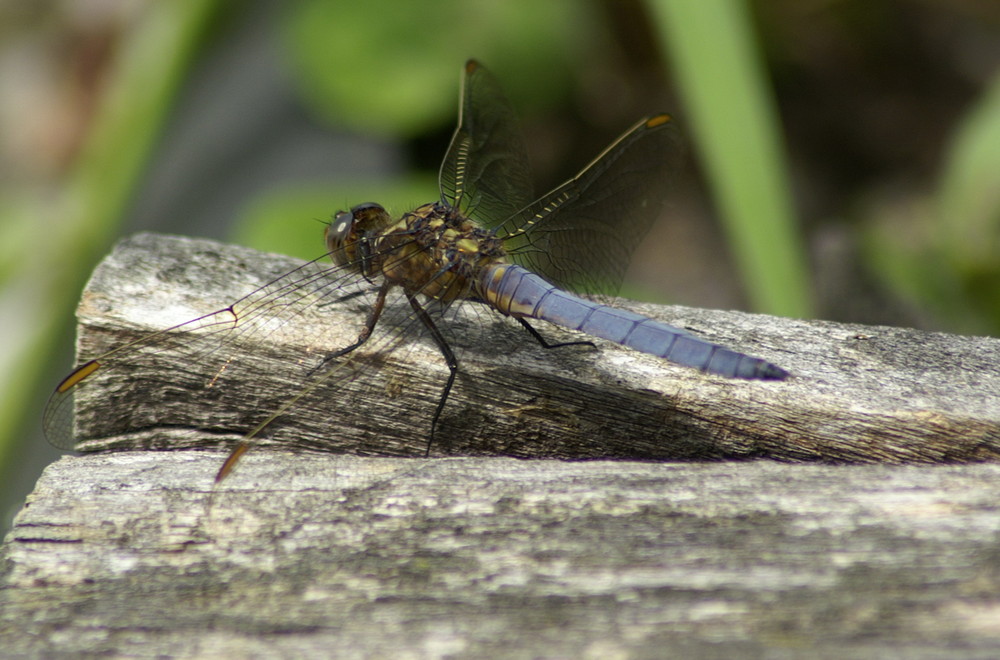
(517, 318, 595, 351)
(217, 282, 393, 483)
(308, 281, 391, 377)
(405, 293, 458, 457)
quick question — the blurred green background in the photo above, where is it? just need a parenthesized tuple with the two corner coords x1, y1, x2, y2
(1, 0, 998, 527)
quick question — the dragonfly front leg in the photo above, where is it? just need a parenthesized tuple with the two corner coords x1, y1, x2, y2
(405, 293, 458, 457)
(308, 281, 391, 377)
(216, 281, 393, 482)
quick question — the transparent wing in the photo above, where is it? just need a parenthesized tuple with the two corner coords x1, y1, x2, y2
(40, 236, 450, 457)
(496, 113, 683, 297)
(438, 60, 534, 225)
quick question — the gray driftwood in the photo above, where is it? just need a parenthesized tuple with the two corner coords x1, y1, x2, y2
(4, 453, 1000, 656)
(51, 233, 1000, 461)
(4, 232, 1000, 656)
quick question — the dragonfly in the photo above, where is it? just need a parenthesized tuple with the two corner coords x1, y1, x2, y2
(44, 60, 788, 481)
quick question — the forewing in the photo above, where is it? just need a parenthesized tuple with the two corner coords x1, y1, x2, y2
(41, 244, 375, 451)
(41, 233, 485, 464)
(438, 60, 534, 226)
(496, 114, 683, 297)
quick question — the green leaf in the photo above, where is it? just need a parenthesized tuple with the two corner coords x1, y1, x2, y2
(280, 0, 580, 137)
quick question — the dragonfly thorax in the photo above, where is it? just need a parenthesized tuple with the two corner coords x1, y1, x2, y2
(377, 202, 507, 304)
(330, 201, 508, 305)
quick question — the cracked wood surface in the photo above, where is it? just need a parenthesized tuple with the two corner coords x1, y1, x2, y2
(3, 232, 1000, 657)
(3, 453, 1000, 657)
(52, 232, 1000, 462)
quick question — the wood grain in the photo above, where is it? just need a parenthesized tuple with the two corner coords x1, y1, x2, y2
(5, 232, 1000, 656)
(3, 452, 1000, 656)
(58, 232, 1000, 464)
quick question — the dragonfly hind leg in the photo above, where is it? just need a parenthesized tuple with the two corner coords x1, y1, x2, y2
(517, 318, 595, 351)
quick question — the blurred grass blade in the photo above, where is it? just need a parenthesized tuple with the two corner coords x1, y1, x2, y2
(0, 2, 224, 476)
(936, 69, 1000, 327)
(649, 0, 811, 317)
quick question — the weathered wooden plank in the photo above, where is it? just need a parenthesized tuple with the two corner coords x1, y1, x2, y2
(53, 232, 1000, 464)
(3, 452, 1000, 657)
(7, 233, 1000, 656)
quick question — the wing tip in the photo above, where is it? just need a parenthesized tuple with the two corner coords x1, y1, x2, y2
(645, 113, 673, 129)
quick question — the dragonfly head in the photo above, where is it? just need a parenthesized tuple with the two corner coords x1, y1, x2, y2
(326, 202, 391, 268)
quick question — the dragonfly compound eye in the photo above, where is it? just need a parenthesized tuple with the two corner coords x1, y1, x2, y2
(327, 210, 355, 265)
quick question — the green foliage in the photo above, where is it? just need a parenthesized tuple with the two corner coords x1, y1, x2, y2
(282, 0, 582, 137)
(865, 69, 1000, 334)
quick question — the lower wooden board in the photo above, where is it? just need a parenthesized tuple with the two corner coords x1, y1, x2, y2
(12, 232, 1000, 655)
(3, 451, 1000, 657)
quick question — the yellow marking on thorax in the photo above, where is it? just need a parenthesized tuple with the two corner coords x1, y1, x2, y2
(456, 237, 480, 253)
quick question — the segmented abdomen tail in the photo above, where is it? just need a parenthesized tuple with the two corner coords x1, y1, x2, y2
(480, 264, 788, 380)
